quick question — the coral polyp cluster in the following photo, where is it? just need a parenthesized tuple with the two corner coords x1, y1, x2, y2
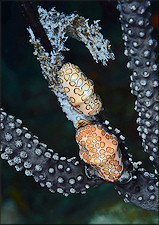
(117, 0, 159, 173)
(1, 108, 158, 211)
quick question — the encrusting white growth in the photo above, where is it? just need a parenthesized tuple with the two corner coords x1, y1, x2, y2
(38, 6, 115, 65)
(27, 6, 114, 127)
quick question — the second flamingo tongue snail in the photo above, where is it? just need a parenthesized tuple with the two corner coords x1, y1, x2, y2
(76, 120, 123, 182)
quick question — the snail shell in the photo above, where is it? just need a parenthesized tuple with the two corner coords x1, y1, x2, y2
(76, 120, 123, 182)
(59, 63, 102, 116)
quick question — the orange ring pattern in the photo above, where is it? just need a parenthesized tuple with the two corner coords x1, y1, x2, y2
(59, 63, 102, 116)
(76, 123, 123, 182)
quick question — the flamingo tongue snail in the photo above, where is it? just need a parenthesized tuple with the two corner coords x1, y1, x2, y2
(59, 63, 102, 116)
(75, 119, 123, 182)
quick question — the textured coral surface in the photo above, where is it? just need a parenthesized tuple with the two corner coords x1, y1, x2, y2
(1, 1, 159, 224)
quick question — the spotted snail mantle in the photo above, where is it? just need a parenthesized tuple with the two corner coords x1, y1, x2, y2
(76, 120, 123, 182)
(59, 63, 102, 116)
(1, 0, 159, 212)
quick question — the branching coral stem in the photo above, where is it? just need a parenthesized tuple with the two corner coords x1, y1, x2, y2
(18, 1, 52, 53)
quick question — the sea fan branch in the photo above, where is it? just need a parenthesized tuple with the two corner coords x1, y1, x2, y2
(117, 0, 159, 172)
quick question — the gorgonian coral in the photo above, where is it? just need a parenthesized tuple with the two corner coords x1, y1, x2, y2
(117, 0, 159, 173)
(1, 0, 158, 213)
